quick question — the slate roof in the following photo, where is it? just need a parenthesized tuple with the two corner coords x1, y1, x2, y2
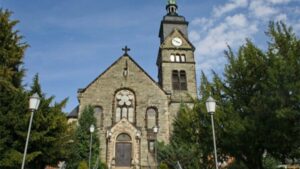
(67, 105, 79, 118)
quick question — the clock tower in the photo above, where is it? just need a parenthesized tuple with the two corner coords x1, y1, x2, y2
(157, 0, 197, 103)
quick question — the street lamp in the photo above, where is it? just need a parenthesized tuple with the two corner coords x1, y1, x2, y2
(21, 93, 41, 169)
(153, 126, 159, 169)
(206, 96, 218, 169)
(89, 124, 95, 169)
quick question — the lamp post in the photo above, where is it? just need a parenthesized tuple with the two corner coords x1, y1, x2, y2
(153, 126, 159, 169)
(89, 124, 95, 169)
(206, 96, 218, 169)
(21, 93, 41, 169)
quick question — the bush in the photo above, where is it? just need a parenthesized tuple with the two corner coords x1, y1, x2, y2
(77, 161, 88, 169)
(159, 162, 169, 169)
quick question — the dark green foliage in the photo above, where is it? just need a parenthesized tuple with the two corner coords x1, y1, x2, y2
(158, 72, 228, 169)
(25, 75, 70, 168)
(99, 162, 108, 169)
(219, 22, 300, 168)
(159, 22, 300, 169)
(77, 161, 88, 169)
(0, 88, 28, 168)
(0, 75, 70, 169)
(228, 161, 247, 169)
(0, 9, 71, 169)
(0, 9, 28, 89)
(159, 162, 169, 169)
(0, 9, 29, 168)
(66, 106, 101, 169)
(263, 155, 281, 169)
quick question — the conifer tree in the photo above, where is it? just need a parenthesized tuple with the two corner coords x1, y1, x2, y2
(24, 74, 70, 168)
(67, 106, 101, 169)
(0, 9, 28, 89)
(159, 22, 300, 169)
(0, 9, 29, 168)
(158, 72, 229, 169)
(0, 9, 72, 168)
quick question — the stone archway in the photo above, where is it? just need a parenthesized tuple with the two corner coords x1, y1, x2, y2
(115, 133, 132, 167)
(106, 118, 141, 169)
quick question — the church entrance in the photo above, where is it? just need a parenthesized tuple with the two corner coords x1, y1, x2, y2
(115, 133, 132, 167)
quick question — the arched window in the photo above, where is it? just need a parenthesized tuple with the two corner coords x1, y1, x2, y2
(94, 106, 103, 128)
(170, 55, 175, 62)
(115, 89, 135, 123)
(175, 55, 180, 62)
(181, 55, 186, 62)
(117, 133, 131, 141)
(180, 70, 187, 90)
(172, 70, 187, 90)
(172, 70, 180, 90)
(146, 108, 157, 129)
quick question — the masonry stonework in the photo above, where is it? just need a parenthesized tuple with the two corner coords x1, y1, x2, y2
(68, 2, 197, 169)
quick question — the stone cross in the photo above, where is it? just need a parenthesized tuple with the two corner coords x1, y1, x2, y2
(122, 46, 130, 55)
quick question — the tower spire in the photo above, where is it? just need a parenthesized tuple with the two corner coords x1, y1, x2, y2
(166, 0, 178, 15)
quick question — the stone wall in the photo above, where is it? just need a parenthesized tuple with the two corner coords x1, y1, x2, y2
(78, 55, 170, 167)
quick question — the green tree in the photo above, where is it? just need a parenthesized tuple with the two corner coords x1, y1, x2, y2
(159, 22, 300, 169)
(77, 161, 88, 169)
(24, 75, 70, 168)
(0, 9, 28, 89)
(0, 9, 72, 168)
(158, 72, 228, 169)
(67, 106, 101, 169)
(0, 9, 29, 168)
(218, 22, 300, 168)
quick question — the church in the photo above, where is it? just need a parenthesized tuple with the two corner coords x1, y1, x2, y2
(67, 1, 197, 168)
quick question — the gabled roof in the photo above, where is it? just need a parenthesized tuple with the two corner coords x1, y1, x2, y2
(160, 28, 195, 50)
(157, 29, 195, 65)
(67, 105, 79, 118)
(78, 54, 168, 95)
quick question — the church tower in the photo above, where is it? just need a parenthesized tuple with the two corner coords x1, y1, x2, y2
(69, 1, 198, 168)
(157, 0, 197, 102)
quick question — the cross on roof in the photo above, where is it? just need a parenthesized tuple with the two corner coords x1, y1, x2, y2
(122, 46, 130, 55)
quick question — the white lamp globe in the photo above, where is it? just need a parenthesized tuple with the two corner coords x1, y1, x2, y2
(29, 93, 40, 110)
(90, 124, 95, 133)
(206, 96, 216, 114)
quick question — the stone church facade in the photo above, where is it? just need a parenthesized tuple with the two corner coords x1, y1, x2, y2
(68, 1, 197, 169)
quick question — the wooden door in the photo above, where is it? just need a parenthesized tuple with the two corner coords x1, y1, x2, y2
(116, 143, 132, 166)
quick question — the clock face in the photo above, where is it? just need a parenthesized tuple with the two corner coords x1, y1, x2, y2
(172, 37, 183, 47)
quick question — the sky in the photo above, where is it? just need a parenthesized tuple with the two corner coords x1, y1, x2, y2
(1, 0, 300, 113)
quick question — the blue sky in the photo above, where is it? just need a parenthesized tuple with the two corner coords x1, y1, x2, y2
(1, 0, 299, 113)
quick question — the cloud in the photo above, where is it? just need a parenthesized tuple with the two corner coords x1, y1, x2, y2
(213, 0, 248, 17)
(191, 14, 257, 74)
(190, 0, 299, 76)
(275, 13, 288, 22)
(249, 0, 279, 18)
(265, 0, 292, 4)
(195, 14, 257, 57)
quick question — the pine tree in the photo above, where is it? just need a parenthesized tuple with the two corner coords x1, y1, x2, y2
(0, 9, 74, 169)
(67, 106, 100, 169)
(0, 9, 28, 89)
(0, 9, 29, 168)
(24, 74, 70, 168)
